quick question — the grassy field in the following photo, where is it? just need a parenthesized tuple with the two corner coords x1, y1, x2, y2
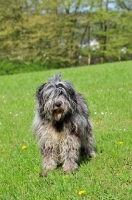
(0, 61, 132, 200)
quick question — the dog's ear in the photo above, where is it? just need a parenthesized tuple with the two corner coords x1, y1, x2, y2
(36, 83, 46, 106)
(70, 90, 77, 108)
(66, 85, 77, 109)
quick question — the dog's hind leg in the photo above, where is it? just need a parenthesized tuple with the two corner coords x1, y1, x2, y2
(60, 134, 81, 174)
(82, 123, 96, 158)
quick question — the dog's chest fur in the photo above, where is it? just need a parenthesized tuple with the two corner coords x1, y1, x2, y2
(40, 119, 78, 144)
(40, 120, 64, 144)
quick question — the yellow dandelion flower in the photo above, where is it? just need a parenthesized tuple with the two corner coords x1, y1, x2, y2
(119, 142, 123, 145)
(78, 190, 85, 195)
(63, 175, 69, 178)
(22, 145, 27, 150)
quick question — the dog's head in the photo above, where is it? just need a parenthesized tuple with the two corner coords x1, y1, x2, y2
(36, 73, 77, 122)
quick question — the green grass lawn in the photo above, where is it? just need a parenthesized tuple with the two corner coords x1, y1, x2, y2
(0, 61, 132, 200)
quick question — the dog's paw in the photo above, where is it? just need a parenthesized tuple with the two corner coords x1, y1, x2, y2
(63, 161, 78, 174)
(39, 171, 47, 177)
(88, 151, 96, 158)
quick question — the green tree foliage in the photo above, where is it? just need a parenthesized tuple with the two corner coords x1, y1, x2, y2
(0, 0, 132, 74)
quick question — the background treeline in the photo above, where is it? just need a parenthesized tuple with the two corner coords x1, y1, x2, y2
(0, 0, 132, 75)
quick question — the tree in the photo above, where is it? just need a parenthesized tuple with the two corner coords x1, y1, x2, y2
(0, 0, 132, 75)
(116, 0, 132, 11)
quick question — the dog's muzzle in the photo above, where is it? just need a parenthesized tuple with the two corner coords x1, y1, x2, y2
(53, 101, 64, 121)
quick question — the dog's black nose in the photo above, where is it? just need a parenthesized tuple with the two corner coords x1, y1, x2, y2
(55, 101, 62, 107)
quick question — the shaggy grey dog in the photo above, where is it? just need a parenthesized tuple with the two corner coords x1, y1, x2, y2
(33, 73, 96, 176)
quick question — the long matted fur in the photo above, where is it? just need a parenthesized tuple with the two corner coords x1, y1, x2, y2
(33, 73, 96, 176)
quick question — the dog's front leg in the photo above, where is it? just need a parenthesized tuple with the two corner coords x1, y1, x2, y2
(60, 134, 81, 174)
(40, 144, 58, 177)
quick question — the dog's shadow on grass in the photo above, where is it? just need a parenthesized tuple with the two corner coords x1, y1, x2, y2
(79, 155, 93, 166)
(79, 146, 98, 166)
(79, 146, 97, 165)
